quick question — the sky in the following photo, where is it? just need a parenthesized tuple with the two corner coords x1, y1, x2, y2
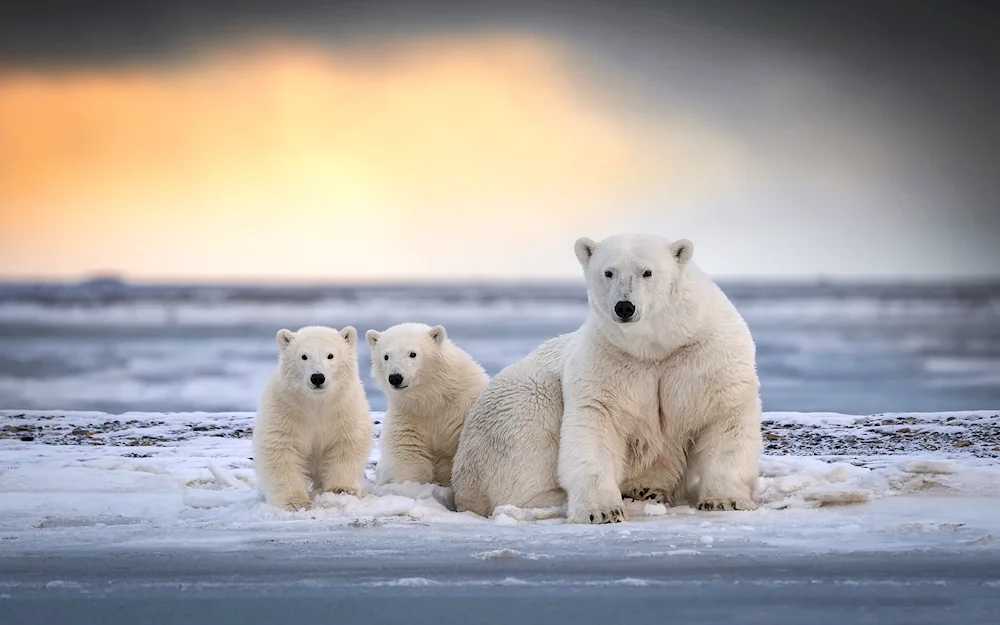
(1, 0, 998, 282)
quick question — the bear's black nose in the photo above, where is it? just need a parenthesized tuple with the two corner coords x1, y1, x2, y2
(614, 300, 636, 321)
(310, 373, 326, 387)
(388, 373, 404, 388)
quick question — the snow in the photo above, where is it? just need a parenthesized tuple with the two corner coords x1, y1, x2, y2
(1, 409, 999, 557)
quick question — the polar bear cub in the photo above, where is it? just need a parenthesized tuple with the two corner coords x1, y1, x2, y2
(253, 325, 373, 511)
(452, 233, 762, 523)
(366, 323, 489, 487)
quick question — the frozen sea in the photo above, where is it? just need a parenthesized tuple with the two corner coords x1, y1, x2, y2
(0, 279, 998, 414)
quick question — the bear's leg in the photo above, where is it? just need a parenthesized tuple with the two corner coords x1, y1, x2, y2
(258, 447, 313, 511)
(376, 448, 436, 487)
(521, 488, 566, 510)
(620, 443, 686, 505)
(558, 405, 627, 524)
(686, 409, 761, 512)
(432, 454, 454, 488)
(315, 443, 364, 497)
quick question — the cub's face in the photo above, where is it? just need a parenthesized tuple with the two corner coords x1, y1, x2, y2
(575, 233, 694, 327)
(276, 325, 357, 393)
(366, 323, 447, 393)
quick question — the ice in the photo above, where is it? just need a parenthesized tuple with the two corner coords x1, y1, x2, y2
(371, 578, 440, 587)
(490, 504, 565, 523)
(206, 460, 249, 490)
(1, 409, 999, 559)
(0, 298, 587, 329)
(2, 280, 998, 417)
(474, 548, 521, 560)
(491, 513, 520, 526)
(643, 502, 668, 516)
(43, 581, 83, 589)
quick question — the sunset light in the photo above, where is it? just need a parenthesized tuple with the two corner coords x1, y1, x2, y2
(0, 36, 740, 281)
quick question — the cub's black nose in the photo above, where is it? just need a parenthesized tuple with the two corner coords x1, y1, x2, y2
(388, 373, 404, 388)
(310, 373, 326, 386)
(614, 300, 636, 321)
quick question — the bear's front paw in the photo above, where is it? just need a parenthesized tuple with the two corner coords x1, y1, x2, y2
(697, 497, 757, 512)
(323, 485, 362, 498)
(623, 486, 671, 504)
(568, 504, 627, 524)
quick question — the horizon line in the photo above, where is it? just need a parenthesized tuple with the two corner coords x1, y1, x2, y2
(1, 274, 999, 288)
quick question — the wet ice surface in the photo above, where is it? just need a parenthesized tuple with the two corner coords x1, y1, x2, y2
(0, 409, 998, 558)
(2, 410, 999, 625)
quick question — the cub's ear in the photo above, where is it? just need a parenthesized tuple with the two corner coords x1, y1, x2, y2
(428, 325, 447, 345)
(669, 239, 694, 266)
(339, 326, 357, 347)
(574, 237, 598, 270)
(365, 329, 381, 349)
(276, 329, 295, 349)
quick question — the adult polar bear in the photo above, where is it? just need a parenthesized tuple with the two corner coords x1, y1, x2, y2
(451, 233, 762, 523)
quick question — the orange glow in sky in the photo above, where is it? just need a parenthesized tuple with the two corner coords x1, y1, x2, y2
(0, 35, 738, 282)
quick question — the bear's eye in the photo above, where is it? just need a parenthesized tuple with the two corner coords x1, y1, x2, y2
(326, 354, 334, 360)
(643, 270, 652, 278)
(409, 352, 417, 358)
(301, 355, 308, 361)
(383, 354, 389, 361)
(604, 270, 613, 278)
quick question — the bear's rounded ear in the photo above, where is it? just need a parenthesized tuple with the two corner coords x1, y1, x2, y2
(276, 329, 295, 349)
(340, 326, 357, 347)
(669, 239, 694, 266)
(365, 329, 381, 349)
(428, 325, 447, 345)
(574, 237, 598, 270)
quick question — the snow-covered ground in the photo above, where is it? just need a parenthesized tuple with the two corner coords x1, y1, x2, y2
(1, 409, 998, 558)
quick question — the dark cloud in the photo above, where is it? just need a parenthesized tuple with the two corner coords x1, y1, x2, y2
(2, 0, 997, 274)
(4, 1, 997, 118)
(1, 0, 997, 70)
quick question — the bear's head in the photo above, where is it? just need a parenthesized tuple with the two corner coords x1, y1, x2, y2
(575, 233, 694, 341)
(274, 325, 358, 394)
(365, 322, 448, 395)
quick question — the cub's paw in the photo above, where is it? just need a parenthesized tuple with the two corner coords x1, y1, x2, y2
(623, 486, 671, 504)
(568, 505, 627, 525)
(279, 496, 313, 512)
(697, 497, 757, 512)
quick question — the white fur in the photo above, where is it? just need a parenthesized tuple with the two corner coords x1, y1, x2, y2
(366, 323, 489, 487)
(452, 233, 762, 523)
(253, 325, 373, 511)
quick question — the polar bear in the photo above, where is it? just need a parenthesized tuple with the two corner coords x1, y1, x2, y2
(451, 233, 762, 523)
(366, 323, 489, 488)
(253, 325, 373, 511)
